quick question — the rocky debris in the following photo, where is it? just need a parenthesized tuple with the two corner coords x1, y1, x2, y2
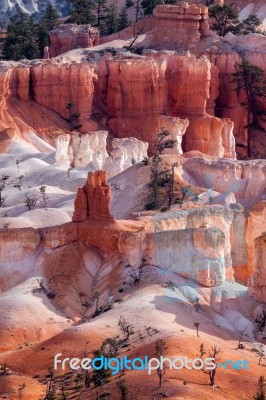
(73, 170, 115, 222)
(48, 24, 99, 58)
(248, 232, 266, 302)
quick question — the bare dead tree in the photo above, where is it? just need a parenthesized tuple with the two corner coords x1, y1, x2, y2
(199, 343, 222, 388)
(168, 162, 179, 208)
(155, 338, 167, 388)
(126, 24, 145, 51)
(194, 322, 200, 337)
(118, 316, 134, 340)
(32, 279, 56, 299)
(238, 327, 247, 349)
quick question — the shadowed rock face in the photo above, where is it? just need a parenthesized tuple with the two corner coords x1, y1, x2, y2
(248, 233, 266, 301)
(73, 170, 115, 222)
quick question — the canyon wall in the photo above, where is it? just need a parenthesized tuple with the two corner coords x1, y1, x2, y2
(1, 25, 266, 159)
(206, 34, 266, 158)
(31, 62, 97, 133)
(100, 51, 235, 157)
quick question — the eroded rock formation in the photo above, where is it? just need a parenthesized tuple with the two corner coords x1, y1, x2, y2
(48, 24, 99, 58)
(184, 115, 236, 158)
(107, 137, 149, 177)
(248, 233, 266, 302)
(55, 132, 148, 177)
(144, 4, 211, 51)
(73, 170, 114, 222)
(99, 51, 235, 157)
(31, 62, 97, 133)
(55, 130, 109, 168)
(205, 33, 266, 158)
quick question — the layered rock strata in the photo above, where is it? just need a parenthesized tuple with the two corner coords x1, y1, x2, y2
(72, 170, 114, 222)
(145, 4, 211, 51)
(248, 233, 266, 302)
(48, 24, 99, 58)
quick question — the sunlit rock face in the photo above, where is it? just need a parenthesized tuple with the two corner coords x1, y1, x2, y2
(184, 115, 236, 159)
(55, 132, 148, 177)
(72, 170, 114, 223)
(248, 233, 266, 302)
(0, 228, 40, 292)
(0, 48, 235, 159)
(48, 24, 99, 58)
(107, 137, 149, 177)
(31, 62, 97, 133)
(144, 4, 211, 51)
(100, 51, 235, 157)
(55, 131, 109, 168)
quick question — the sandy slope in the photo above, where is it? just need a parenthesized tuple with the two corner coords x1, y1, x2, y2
(0, 265, 265, 399)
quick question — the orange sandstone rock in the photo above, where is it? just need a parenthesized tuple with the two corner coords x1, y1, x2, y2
(31, 62, 97, 133)
(248, 233, 266, 302)
(73, 170, 115, 222)
(48, 24, 99, 58)
(145, 4, 211, 51)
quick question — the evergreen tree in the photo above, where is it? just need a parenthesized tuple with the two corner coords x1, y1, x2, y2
(118, 8, 130, 31)
(41, 2, 59, 31)
(242, 14, 261, 34)
(165, 0, 179, 3)
(104, 3, 118, 35)
(3, 10, 40, 60)
(135, 0, 142, 22)
(141, 0, 163, 16)
(254, 376, 266, 400)
(126, 0, 134, 7)
(231, 60, 266, 158)
(208, 4, 239, 36)
(94, 0, 108, 30)
(67, 0, 96, 25)
(36, 22, 50, 57)
(35, 2, 59, 57)
(91, 349, 111, 386)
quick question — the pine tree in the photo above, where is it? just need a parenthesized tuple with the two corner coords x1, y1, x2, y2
(242, 14, 261, 34)
(94, 0, 108, 30)
(3, 10, 40, 60)
(118, 8, 130, 31)
(104, 3, 119, 35)
(67, 0, 96, 25)
(209, 4, 239, 36)
(36, 22, 50, 57)
(254, 376, 266, 400)
(126, 0, 134, 7)
(141, 0, 163, 16)
(231, 60, 266, 158)
(35, 2, 60, 57)
(41, 2, 59, 31)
